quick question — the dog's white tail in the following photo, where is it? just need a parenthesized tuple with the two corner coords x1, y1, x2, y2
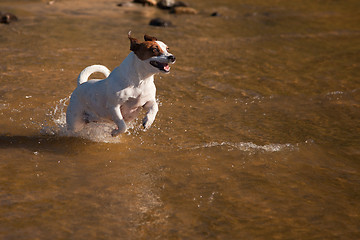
(77, 65, 111, 86)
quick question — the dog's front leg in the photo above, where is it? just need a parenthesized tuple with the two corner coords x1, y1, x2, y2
(109, 104, 127, 137)
(142, 101, 158, 129)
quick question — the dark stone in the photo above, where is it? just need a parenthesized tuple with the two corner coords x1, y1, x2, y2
(117, 2, 136, 7)
(0, 12, 18, 24)
(157, 0, 189, 10)
(133, 0, 157, 6)
(149, 18, 172, 27)
(157, 0, 175, 9)
(211, 12, 220, 17)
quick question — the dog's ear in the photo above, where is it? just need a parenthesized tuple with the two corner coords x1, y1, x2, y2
(144, 34, 157, 42)
(128, 32, 140, 51)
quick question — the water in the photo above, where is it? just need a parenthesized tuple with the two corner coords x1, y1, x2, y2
(1, 0, 359, 239)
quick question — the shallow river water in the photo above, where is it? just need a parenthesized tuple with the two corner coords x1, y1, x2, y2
(0, 0, 359, 239)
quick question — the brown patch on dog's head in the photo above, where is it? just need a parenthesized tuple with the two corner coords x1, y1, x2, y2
(128, 33, 165, 60)
(144, 34, 157, 42)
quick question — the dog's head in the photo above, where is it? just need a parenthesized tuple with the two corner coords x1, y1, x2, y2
(128, 32, 176, 74)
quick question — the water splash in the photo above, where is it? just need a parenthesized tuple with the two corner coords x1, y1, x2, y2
(186, 141, 297, 153)
(41, 96, 123, 143)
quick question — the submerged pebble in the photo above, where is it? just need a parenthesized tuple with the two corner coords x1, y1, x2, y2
(157, 0, 188, 9)
(117, 2, 136, 7)
(157, 0, 176, 9)
(149, 18, 172, 27)
(117, 0, 197, 16)
(211, 12, 220, 17)
(0, 12, 18, 24)
(133, 0, 157, 6)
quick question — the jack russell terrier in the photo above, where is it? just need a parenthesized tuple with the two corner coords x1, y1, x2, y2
(66, 32, 176, 136)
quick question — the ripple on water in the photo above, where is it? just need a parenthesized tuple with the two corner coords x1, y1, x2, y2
(185, 141, 299, 153)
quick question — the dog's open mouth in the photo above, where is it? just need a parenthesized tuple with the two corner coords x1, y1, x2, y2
(150, 61, 170, 72)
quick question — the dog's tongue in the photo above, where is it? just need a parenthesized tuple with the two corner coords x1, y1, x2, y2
(163, 63, 170, 71)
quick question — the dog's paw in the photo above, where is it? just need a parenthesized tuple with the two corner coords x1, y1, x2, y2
(142, 116, 154, 129)
(111, 121, 127, 137)
(111, 129, 120, 137)
(111, 128, 125, 137)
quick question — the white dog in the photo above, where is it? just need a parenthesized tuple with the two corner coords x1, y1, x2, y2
(66, 33, 176, 136)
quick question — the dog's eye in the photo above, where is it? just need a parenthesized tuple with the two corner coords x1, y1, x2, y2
(166, 47, 169, 51)
(152, 47, 160, 53)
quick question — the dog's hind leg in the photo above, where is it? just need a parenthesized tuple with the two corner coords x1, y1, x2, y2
(66, 111, 86, 133)
(66, 99, 86, 133)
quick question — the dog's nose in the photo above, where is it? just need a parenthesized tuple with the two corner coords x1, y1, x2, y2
(167, 55, 176, 63)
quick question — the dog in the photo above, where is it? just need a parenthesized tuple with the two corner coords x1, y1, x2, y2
(66, 32, 176, 137)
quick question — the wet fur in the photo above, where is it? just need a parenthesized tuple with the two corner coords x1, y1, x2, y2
(66, 33, 175, 136)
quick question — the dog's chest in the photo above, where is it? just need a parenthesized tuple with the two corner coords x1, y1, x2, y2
(120, 85, 153, 109)
(119, 88, 151, 121)
(124, 95, 143, 108)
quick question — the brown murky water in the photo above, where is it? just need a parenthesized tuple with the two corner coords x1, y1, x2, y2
(1, 0, 360, 239)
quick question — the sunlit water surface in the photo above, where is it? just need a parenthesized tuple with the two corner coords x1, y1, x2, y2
(0, 0, 359, 239)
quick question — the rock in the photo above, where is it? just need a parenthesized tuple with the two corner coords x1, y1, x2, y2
(170, 6, 198, 14)
(157, 0, 175, 9)
(133, 0, 157, 6)
(149, 18, 172, 27)
(157, 0, 189, 9)
(211, 12, 220, 17)
(157, 0, 189, 10)
(0, 12, 18, 24)
(117, 2, 136, 7)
